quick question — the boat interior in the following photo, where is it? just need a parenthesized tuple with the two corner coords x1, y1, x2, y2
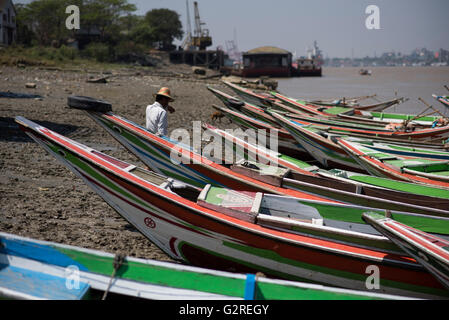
(130, 167, 202, 202)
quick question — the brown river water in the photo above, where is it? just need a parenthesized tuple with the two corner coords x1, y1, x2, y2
(278, 67, 449, 115)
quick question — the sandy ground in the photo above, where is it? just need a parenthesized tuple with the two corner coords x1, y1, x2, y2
(0, 64, 237, 262)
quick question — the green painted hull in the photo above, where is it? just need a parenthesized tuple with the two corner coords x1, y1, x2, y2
(2, 232, 407, 300)
(16, 116, 449, 299)
(204, 125, 449, 235)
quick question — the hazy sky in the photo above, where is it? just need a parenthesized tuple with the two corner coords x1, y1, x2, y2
(16, 0, 449, 58)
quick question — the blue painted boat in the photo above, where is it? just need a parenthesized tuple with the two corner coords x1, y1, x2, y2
(0, 232, 413, 300)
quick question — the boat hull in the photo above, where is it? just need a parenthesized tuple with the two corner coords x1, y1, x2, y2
(17, 118, 449, 299)
(363, 213, 449, 291)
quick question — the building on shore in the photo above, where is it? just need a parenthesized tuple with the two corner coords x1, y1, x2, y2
(236, 46, 293, 78)
(0, 0, 17, 46)
(228, 44, 323, 78)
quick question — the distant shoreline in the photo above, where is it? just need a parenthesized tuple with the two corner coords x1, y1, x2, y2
(323, 65, 449, 69)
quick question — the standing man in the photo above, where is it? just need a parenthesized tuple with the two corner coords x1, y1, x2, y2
(146, 87, 176, 136)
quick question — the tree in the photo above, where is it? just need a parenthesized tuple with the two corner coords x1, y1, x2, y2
(15, 0, 136, 46)
(14, 4, 36, 46)
(119, 14, 143, 35)
(143, 9, 183, 50)
(129, 23, 155, 45)
(81, 0, 137, 43)
(19, 0, 73, 46)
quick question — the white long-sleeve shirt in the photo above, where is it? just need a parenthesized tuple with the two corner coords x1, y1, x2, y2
(146, 102, 168, 136)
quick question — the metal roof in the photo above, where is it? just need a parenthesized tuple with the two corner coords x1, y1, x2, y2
(245, 46, 291, 55)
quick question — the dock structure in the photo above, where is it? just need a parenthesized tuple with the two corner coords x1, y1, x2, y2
(169, 49, 225, 70)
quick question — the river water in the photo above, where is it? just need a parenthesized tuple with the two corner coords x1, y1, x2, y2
(277, 67, 449, 115)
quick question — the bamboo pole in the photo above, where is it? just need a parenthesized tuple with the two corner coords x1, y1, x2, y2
(418, 97, 447, 118)
(381, 97, 407, 112)
(402, 99, 435, 127)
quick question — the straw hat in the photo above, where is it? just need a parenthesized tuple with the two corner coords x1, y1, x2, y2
(153, 87, 175, 102)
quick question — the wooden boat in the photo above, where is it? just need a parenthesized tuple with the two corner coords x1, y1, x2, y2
(269, 92, 444, 131)
(207, 86, 282, 127)
(304, 94, 376, 106)
(65, 104, 449, 234)
(204, 123, 449, 214)
(207, 87, 311, 158)
(281, 105, 445, 131)
(344, 138, 449, 161)
(221, 82, 446, 133)
(208, 86, 449, 147)
(269, 112, 365, 172)
(271, 90, 404, 113)
(336, 110, 441, 128)
(3, 232, 407, 300)
(271, 110, 449, 142)
(359, 69, 372, 76)
(210, 104, 310, 159)
(266, 98, 440, 131)
(209, 85, 438, 132)
(15, 116, 449, 299)
(283, 112, 401, 132)
(222, 80, 279, 107)
(212, 104, 312, 159)
(433, 94, 449, 110)
(309, 97, 373, 107)
(264, 111, 449, 175)
(208, 88, 448, 154)
(363, 212, 449, 291)
(337, 139, 449, 189)
(208, 92, 448, 169)
(223, 80, 405, 112)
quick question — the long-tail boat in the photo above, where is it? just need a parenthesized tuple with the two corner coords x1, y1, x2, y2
(223, 80, 404, 112)
(207, 86, 283, 127)
(271, 110, 449, 143)
(363, 213, 449, 291)
(15, 116, 449, 299)
(433, 94, 449, 110)
(210, 104, 308, 158)
(270, 111, 449, 171)
(3, 232, 409, 300)
(222, 80, 278, 107)
(209, 86, 440, 129)
(207, 91, 449, 166)
(341, 137, 449, 161)
(207, 86, 449, 147)
(337, 139, 449, 189)
(63, 102, 449, 235)
(203, 123, 449, 218)
(270, 90, 404, 113)
(268, 112, 365, 172)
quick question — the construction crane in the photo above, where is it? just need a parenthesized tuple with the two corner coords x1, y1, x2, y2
(181, 1, 212, 50)
(181, 0, 193, 50)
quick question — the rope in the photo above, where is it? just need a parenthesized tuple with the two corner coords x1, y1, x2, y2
(102, 253, 126, 300)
